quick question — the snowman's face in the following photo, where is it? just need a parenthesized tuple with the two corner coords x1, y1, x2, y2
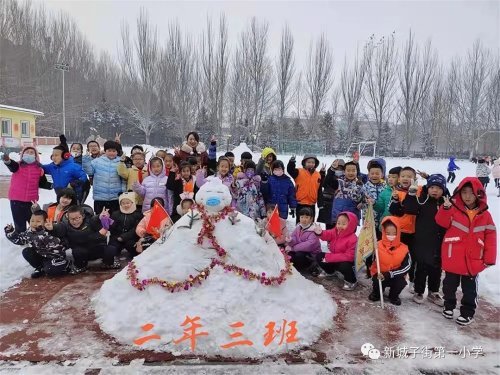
(196, 177, 232, 213)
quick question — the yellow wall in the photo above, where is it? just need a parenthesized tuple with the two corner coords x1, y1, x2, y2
(0, 108, 37, 140)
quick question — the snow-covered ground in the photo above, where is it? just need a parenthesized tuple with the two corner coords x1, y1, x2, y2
(1, 144, 498, 303)
(0, 144, 498, 372)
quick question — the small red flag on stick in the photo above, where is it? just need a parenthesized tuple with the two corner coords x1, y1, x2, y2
(266, 205, 282, 238)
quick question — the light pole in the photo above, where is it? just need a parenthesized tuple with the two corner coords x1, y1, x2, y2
(55, 63, 69, 135)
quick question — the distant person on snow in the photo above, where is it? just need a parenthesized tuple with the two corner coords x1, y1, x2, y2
(447, 157, 460, 183)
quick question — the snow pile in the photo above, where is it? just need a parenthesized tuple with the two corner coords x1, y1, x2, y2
(230, 143, 253, 160)
(93, 178, 335, 358)
(0, 199, 32, 293)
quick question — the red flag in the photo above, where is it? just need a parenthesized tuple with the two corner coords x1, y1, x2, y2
(146, 201, 170, 239)
(266, 205, 282, 238)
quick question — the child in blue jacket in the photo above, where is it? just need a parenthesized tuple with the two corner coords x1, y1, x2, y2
(331, 161, 364, 226)
(85, 140, 123, 214)
(43, 135, 88, 203)
(261, 160, 297, 219)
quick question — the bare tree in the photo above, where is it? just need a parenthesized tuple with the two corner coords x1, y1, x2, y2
(119, 8, 159, 143)
(364, 32, 398, 146)
(397, 31, 437, 151)
(459, 40, 491, 153)
(306, 33, 333, 122)
(238, 17, 274, 139)
(292, 72, 306, 119)
(275, 24, 295, 137)
(341, 46, 368, 144)
(485, 57, 500, 131)
(200, 14, 228, 136)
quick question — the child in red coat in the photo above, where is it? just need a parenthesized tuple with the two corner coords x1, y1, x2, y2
(313, 211, 358, 290)
(436, 177, 497, 326)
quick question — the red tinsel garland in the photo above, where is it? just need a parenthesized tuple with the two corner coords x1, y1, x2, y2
(127, 204, 293, 292)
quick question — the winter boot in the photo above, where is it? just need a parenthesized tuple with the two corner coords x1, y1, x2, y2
(456, 316, 474, 326)
(31, 269, 45, 279)
(413, 293, 425, 304)
(427, 292, 445, 307)
(343, 281, 358, 291)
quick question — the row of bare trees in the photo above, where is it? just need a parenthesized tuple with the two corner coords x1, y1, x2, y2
(0, 0, 498, 154)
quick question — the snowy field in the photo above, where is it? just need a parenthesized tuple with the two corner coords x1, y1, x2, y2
(1, 144, 498, 303)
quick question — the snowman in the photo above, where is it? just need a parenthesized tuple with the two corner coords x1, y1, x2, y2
(93, 177, 336, 358)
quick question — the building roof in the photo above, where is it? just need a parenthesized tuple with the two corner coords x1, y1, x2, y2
(0, 104, 44, 116)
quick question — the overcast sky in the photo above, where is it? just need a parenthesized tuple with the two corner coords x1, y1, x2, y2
(42, 0, 499, 71)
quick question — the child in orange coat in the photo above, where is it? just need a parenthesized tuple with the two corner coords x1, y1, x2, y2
(368, 217, 411, 306)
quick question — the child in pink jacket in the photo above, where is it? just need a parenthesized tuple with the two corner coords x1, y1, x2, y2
(313, 211, 359, 290)
(3, 146, 45, 232)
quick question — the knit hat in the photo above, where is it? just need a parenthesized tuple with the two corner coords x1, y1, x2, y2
(176, 192, 195, 216)
(426, 174, 447, 191)
(119, 191, 137, 214)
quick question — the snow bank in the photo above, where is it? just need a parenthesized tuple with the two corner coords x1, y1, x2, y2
(230, 143, 253, 160)
(0, 199, 32, 293)
(94, 179, 336, 358)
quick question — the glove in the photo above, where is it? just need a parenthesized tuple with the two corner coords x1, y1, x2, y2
(290, 156, 296, 163)
(313, 223, 323, 235)
(4, 224, 14, 234)
(408, 179, 419, 196)
(2, 153, 9, 162)
(100, 216, 114, 230)
(261, 172, 268, 182)
(372, 272, 390, 281)
(290, 209, 295, 218)
(69, 180, 80, 188)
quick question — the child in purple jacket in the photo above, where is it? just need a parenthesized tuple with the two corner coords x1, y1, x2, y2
(133, 157, 168, 213)
(285, 207, 321, 275)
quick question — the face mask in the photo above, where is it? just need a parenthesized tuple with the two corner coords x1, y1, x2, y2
(273, 169, 284, 177)
(22, 154, 36, 164)
(335, 170, 344, 177)
(71, 151, 81, 158)
(245, 170, 255, 178)
(386, 235, 396, 242)
(206, 196, 221, 207)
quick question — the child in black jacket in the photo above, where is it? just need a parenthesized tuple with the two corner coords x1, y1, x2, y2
(109, 192, 144, 258)
(47, 205, 118, 274)
(401, 174, 448, 305)
(5, 210, 69, 278)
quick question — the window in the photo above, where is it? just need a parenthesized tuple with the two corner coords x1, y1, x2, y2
(1, 118, 11, 136)
(21, 120, 30, 137)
